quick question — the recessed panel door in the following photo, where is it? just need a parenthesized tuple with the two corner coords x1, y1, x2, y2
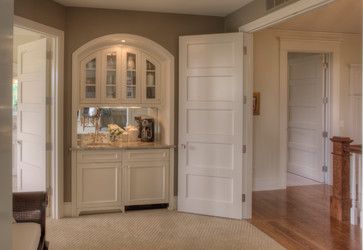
(17, 38, 47, 192)
(178, 33, 244, 219)
(288, 53, 326, 182)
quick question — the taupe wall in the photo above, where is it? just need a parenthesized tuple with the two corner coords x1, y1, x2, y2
(14, 0, 66, 30)
(0, 0, 13, 248)
(63, 8, 224, 201)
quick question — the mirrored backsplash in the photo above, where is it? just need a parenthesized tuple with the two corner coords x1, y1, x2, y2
(77, 107, 159, 143)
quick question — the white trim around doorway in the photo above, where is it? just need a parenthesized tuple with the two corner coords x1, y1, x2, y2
(14, 16, 64, 219)
(279, 34, 341, 187)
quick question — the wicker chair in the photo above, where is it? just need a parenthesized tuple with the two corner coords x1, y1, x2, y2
(13, 192, 49, 250)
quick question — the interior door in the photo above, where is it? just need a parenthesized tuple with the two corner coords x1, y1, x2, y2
(287, 53, 326, 183)
(17, 38, 48, 192)
(178, 33, 244, 219)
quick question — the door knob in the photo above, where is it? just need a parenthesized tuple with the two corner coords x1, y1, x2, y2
(16, 140, 22, 145)
(181, 144, 186, 149)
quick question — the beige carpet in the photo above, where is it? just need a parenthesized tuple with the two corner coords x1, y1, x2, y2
(47, 209, 284, 250)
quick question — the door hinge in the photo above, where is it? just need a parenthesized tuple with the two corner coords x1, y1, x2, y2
(242, 145, 247, 153)
(322, 131, 328, 138)
(46, 51, 53, 60)
(46, 97, 52, 106)
(243, 46, 247, 55)
(46, 142, 52, 151)
(243, 96, 247, 104)
(242, 194, 246, 202)
(323, 97, 328, 104)
(322, 165, 328, 172)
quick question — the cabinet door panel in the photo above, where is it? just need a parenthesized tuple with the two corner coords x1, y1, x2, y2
(101, 48, 122, 103)
(80, 52, 101, 104)
(121, 48, 141, 103)
(77, 163, 121, 209)
(124, 162, 169, 205)
(142, 55, 161, 104)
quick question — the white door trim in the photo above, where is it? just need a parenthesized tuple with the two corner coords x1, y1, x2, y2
(279, 36, 341, 187)
(14, 15, 64, 219)
(238, 0, 335, 33)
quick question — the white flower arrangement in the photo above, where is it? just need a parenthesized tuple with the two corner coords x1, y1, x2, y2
(107, 124, 125, 142)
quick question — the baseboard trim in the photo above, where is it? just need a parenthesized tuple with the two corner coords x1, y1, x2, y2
(253, 178, 285, 191)
(63, 202, 72, 217)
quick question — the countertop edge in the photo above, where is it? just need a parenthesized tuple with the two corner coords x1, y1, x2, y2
(70, 144, 176, 151)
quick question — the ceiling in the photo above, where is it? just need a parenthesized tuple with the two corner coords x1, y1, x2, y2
(274, 0, 362, 34)
(53, 0, 254, 17)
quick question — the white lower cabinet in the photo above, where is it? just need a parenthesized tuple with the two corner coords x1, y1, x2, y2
(75, 148, 172, 215)
(76, 162, 122, 213)
(124, 161, 169, 206)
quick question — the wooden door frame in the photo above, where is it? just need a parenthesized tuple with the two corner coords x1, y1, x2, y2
(279, 36, 341, 187)
(14, 16, 64, 219)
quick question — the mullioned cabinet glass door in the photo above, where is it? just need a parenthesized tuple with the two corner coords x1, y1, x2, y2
(142, 55, 161, 104)
(121, 48, 141, 104)
(80, 52, 101, 104)
(101, 48, 122, 103)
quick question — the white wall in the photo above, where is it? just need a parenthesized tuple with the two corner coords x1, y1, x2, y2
(0, 0, 13, 249)
(253, 29, 362, 191)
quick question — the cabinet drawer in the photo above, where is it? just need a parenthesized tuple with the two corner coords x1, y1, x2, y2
(123, 149, 169, 162)
(77, 150, 121, 163)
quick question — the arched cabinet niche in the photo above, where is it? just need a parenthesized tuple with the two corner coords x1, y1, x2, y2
(71, 34, 175, 216)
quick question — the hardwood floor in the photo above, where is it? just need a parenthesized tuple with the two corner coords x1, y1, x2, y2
(250, 185, 362, 250)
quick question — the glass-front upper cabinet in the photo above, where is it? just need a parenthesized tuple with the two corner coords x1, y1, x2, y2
(121, 48, 141, 103)
(79, 46, 162, 106)
(142, 55, 160, 104)
(101, 48, 121, 103)
(80, 53, 101, 104)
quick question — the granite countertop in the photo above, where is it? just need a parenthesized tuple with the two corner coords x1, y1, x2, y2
(71, 141, 176, 150)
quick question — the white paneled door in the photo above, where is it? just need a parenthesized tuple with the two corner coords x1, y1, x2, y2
(178, 33, 245, 219)
(17, 38, 48, 192)
(287, 53, 327, 183)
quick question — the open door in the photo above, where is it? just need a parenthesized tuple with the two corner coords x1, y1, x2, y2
(17, 38, 48, 192)
(178, 33, 247, 219)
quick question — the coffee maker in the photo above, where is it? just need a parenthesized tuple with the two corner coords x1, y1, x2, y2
(140, 118, 154, 142)
(135, 116, 155, 142)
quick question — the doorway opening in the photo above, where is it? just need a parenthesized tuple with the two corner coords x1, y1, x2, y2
(286, 52, 330, 187)
(12, 27, 48, 193)
(13, 16, 64, 219)
(12, 26, 52, 210)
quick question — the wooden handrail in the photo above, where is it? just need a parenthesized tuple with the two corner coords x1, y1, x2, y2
(350, 145, 362, 154)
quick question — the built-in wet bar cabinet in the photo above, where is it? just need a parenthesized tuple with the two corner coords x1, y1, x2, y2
(71, 35, 175, 216)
